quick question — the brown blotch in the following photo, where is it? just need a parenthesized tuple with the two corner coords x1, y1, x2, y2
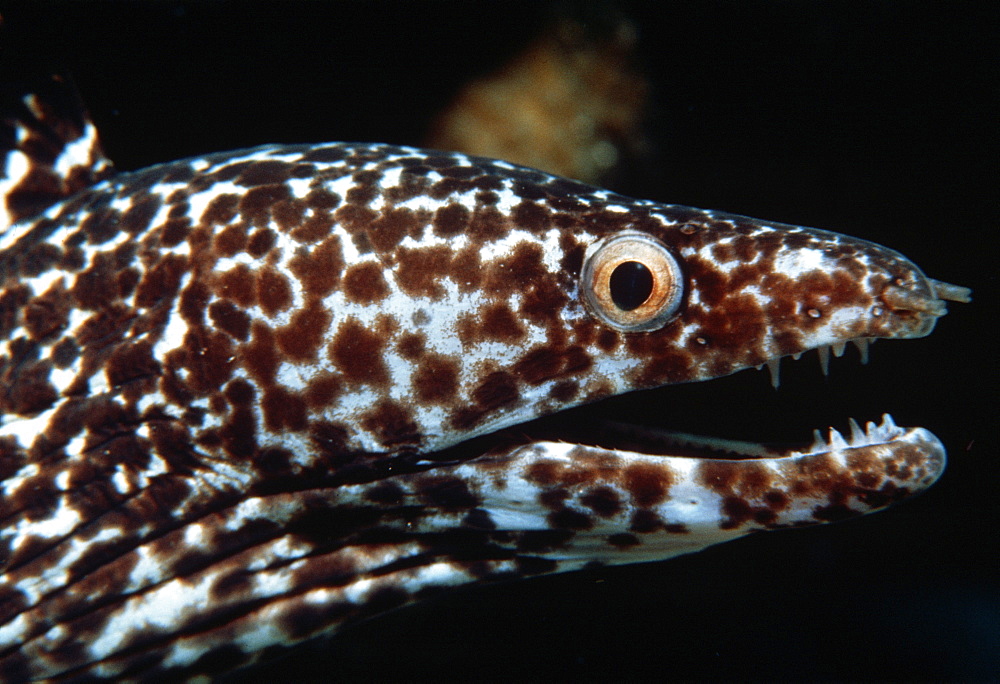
(273, 198, 307, 232)
(623, 463, 672, 508)
(242, 322, 280, 384)
(301, 146, 350, 164)
(120, 194, 162, 236)
(181, 329, 235, 394)
(19, 242, 62, 279)
(343, 262, 390, 304)
(449, 245, 482, 293)
(215, 223, 248, 257)
(763, 490, 790, 510)
(220, 379, 258, 459)
(521, 279, 569, 327)
(395, 245, 453, 299)
(290, 212, 335, 243)
(365, 481, 405, 506)
(524, 457, 595, 489)
(548, 507, 594, 531)
(304, 373, 342, 408)
(512, 200, 551, 234)
(360, 399, 421, 448)
(484, 241, 546, 296)
(329, 318, 389, 387)
(548, 380, 578, 403)
(305, 188, 341, 210)
(396, 332, 426, 360)
(414, 474, 479, 510)
(209, 300, 252, 341)
(608, 533, 640, 548)
(720, 496, 777, 529)
(51, 338, 80, 368)
(468, 206, 507, 241)
(629, 509, 662, 533)
(369, 207, 423, 252)
(135, 254, 187, 309)
(433, 203, 470, 237)
(697, 460, 741, 495)
(200, 193, 240, 225)
(334, 204, 377, 237)
(236, 160, 293, 186)
(475, 190, 499, 205)
(412, 354, 460, 404)
(471, 371, 520, 411)
(160, 218, 191, 247)
(71, 251, 120, 310)
(596, 328, 620, 353)
(0, 285, 30, 340)
(580, 485, 622, 518)
(247, 228, 277, 258)
(239, 184, 293, 227)
(256, 268, 293, 316)
(24, 283, 70, 340)
(216, 263, 257, 307)
(262, 387, 308, 432)
(479, 303, 525, 343)
(345, 181, 377, 207)
(288, 238, 344, 298)
(179, 279, 210, 326)
(276, 300, 332, 362)
(106, 340, 160, 389)
(2, 361, 57, 415)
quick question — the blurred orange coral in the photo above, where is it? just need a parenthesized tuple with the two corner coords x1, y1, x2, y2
(425, 17, 648, 185)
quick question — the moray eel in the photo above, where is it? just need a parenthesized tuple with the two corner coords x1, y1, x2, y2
(0, 79, 970, 680)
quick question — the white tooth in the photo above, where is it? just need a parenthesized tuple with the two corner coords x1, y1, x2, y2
(817, 346, 830, 376)
(832, 341, 846, 357)
(810, 429, 826, 453)
(881, 413, 898, 431)
(792, 352, 803, 361)
(828, 427, 849, 450)
(754, 364, 763, 371)
(766, 358, 781, 388)
(865, 420, 879, 436)
(848, 418, 864, 445)
(853, 338, 871, 364)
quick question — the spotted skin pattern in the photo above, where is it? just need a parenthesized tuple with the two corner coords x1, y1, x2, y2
(0, 98, 967, 680)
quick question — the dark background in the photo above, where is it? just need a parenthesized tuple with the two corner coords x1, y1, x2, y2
(2, 2, 996, 681)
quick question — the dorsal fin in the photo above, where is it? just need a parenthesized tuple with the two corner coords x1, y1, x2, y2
(0, 72, 113, 230)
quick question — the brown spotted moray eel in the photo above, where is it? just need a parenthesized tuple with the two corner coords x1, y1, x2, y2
(0, 77, 970, 681)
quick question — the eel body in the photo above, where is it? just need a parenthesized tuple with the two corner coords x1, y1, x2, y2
(0, 81, 969, 680)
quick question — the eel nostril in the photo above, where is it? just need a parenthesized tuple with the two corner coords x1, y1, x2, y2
(927, 278, 972, 303)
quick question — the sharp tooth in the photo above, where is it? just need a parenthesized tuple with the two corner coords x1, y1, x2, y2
(865, 419, 879, 436)
(766, 358, 781, 388)
(817, 346, 830, 376)
(852, 337, 871, 364)
(832, 341, 846, 357)
(792, 351, 803, 361)
(848, 418, 864, 445)
(828, 427, 849, 450)
(880, 413, 898, 431)
(810, 429, 826, 453)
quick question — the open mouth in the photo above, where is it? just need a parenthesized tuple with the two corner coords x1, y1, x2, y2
(428, 275, 969, 471)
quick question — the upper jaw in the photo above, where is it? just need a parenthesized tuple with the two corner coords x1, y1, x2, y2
(749, 273, 970, 388)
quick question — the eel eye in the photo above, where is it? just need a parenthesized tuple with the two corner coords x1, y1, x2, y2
(581, 231, 684, 332)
